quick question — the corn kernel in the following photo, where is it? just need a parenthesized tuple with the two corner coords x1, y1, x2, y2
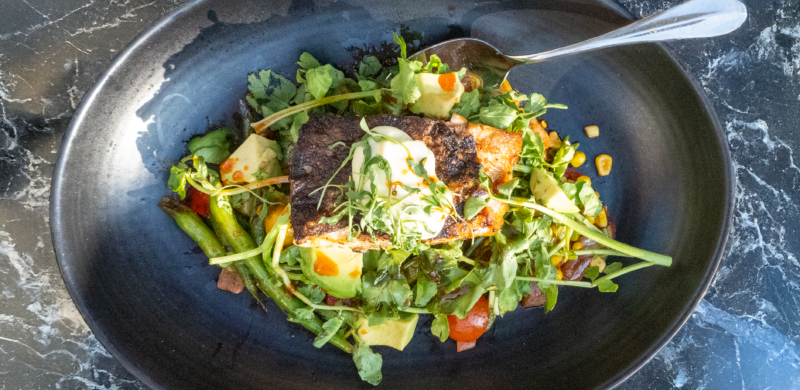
(551, 224, 565, 239)
(550, 255, 563, 266)
(556, 268, 564, 281)
(595, 210, 608, 228)
(590, 256, 606, 273)
(596, 154, 612, 176)
(576, 175, 591, 184)
(499, 79, 513, 93)
(572, 242, 584, 251)
(541, 120, 548, 128)
(549, 131, 562, 149)
(585, 214, 596, 224)
(571, 151, 586, 167)
(584, 125, 600, 138)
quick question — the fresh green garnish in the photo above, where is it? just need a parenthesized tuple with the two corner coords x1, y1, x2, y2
(161, 34, 674, 387)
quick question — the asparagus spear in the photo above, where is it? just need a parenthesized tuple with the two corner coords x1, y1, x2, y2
(209, 195, 354, 353)
(160, 197, 262, 300)
(159, 198, 226, 258)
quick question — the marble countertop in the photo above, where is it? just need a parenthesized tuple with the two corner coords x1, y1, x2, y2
(1, 0, 798, 388)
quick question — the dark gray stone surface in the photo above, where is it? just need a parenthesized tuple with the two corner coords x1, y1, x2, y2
(0, 0, 797, 389)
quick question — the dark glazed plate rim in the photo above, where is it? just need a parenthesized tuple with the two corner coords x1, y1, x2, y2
(49, 1, 735, 389)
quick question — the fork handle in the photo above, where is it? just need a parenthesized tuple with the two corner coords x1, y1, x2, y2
(509, 0, 747, 64)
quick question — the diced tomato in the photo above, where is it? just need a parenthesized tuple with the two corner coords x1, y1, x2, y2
(457, 340, 476, 352)
(564, 169, 582, 181)
(325, 294, 352, 307)
(520, 281, 547, 308)
(186, 186, 210, 217)
(217, 268, 244, 294)
(447, 295, 490, 343)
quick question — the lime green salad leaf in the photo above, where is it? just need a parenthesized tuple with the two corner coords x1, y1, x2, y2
(161, 34, 678, 387)
(451, 89, 480, 118)
(187, 128, 234, 164)
(431, 314, 449, 342)
(313, 315, 345, 348)
(359, 55, 382, 78)
(463, 195, 490, 220)
(353, 344, 383, 385)
(393, 32, 407, 58)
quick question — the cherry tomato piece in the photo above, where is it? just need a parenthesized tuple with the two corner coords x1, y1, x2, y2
(447, 295, 490, 342)
(186, 186, 210, 217)
(564, 168, 583, 181)
(456, 340, 477, 352)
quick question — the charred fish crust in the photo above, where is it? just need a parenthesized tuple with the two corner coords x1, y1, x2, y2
(364, 115, 481, 198)
(289, 115, 363, 241)
(290, 114, 508, 249)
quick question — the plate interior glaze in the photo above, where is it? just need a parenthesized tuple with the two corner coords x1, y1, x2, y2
(51, 0, 734, 388)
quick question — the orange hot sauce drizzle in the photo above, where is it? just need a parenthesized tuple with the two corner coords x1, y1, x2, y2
(220, 158, 235, 174)
(232, 171, 245, 182)
(314, 251, 339, 276)
(438, 73, 456, 92)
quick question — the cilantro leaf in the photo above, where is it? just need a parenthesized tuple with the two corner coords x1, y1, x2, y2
(305, 65, 333, 100)
(576, 180, 603, 217)
(533, 244, 559, 312)
(279, 245, 300, 266)
(524, 93, 568, 118)
(431, 314, 449, 342)
(414, 275, 438, 306)
(519, 127, 546, 167)
(168, 163, 189, 199)
(247, 69, 296, 106)
(584, 265, 601, 281)
(288, 307, 316, 323)
(493, 247, 518, 292)
(439, 268, 492, 319)
(325, 64, 345, 89)
(185, 156, 220, 193)
(358, 80, 377, 92)
(542, 284, 558, 311)
(298, 284, 326, 304)
(498, 281, 525, 314)
(297, 52, 321, 69)
(187, 128, 234, 164)
(451, 89, 480, 118)
(463, 195, 490, 220)
(390, 58, 421, 105)
(586, 262, 621, 293)
(393, 32, 407, 58)
(313, 315, 345, 348)
(359, 56, 382, 78)
(352, 99, 383, 115)
(288, 110, 309, 144)
(353, 344, 383, 386)
(476, 102, 519, 130)
(496, 178, 520, 198)
(422, 54, 451, 74)
(596, 278, 619, 293)
(604, 262, 623, 274)
(551, 136, 577, 177)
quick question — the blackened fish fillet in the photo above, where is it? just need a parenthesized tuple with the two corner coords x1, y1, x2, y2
(290, 114, 520, 251)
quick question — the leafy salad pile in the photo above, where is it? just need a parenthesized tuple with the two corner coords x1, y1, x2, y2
(161, 33, 671, 385)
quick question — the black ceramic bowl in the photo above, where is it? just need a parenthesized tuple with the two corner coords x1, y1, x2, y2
(50, 0, 734, 389)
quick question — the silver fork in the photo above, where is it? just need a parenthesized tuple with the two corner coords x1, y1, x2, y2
(410, 0, 748, 88)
